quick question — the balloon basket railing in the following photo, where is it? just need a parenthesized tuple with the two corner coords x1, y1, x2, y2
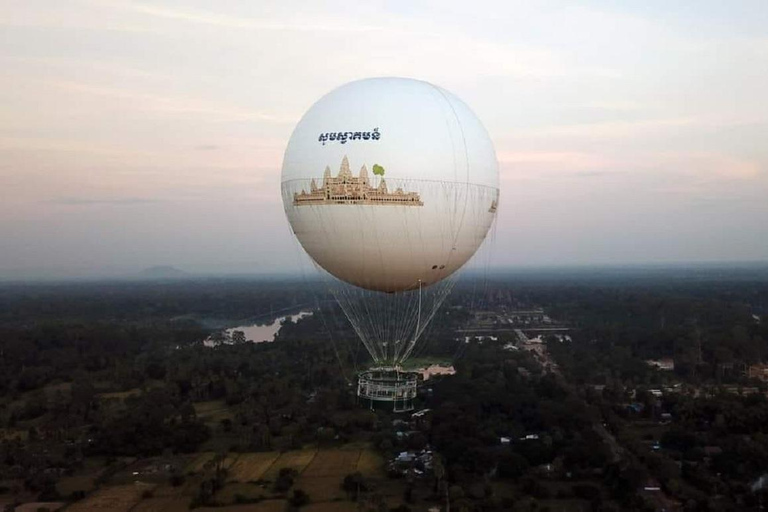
(357, 367, 418, 413)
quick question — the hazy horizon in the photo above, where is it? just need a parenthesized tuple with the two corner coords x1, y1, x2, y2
(3, 259, 768, 283)
(3, 1, 768, 279)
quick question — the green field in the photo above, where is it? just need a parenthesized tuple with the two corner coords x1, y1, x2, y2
(204, 445, 392, 507)
(66, 483, 156, 512)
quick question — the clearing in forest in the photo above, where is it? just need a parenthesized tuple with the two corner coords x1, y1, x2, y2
(262, 448, 317, 479)
(215, 482, 267, 503)
(301, 502, 359, 512)
(294, 475, 346, 502)
(227, 452, 280, 482)
(196, 501, 286, 512)
(301, 448, 361, 478)
(186, 452, 217, 473)
(186, 452, 239, 474)
(129, 496, 192, 512)
(97, 388, 141, 400)
(294, 448, 363, 503)
(356, 447, 384, 477)
(13, 503, 65, 512)
(65, 483, 155, 512)
(56, 475, 96, 496)
(193, 401, 233, 423)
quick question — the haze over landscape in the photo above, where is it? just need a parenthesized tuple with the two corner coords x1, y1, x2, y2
(2, 0, 768, 279)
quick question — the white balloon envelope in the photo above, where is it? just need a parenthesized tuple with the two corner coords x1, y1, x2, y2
(281, 78, 499, 373)
(281, 77, 499, 294)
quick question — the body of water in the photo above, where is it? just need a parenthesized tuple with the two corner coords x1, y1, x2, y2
(204, 311, 313, 347)
(419, 364, 456, 380)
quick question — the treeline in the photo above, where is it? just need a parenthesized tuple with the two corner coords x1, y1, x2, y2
(0, 278, 324, 326)
(467, 276, 768, 384)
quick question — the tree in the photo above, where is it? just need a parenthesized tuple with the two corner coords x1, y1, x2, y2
(342, 471, 368, 500)
(433, 453, 445, 493)
(289, 489, 310, 507)
(498, 451, 529, 479)
(274, 468, 298, 493)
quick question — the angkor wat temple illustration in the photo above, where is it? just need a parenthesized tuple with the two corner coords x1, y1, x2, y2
(293, 156, 423, 207)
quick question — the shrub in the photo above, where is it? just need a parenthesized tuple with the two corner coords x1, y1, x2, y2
(289, 489, 310, 507)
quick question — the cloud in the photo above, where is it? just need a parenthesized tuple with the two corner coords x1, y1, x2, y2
(96, 0, 385, 33)
(1, 55, 168, 81)
(573, 171, 615, 178)
(48, 197, 164, 206)
(497, 151, 618, 183)
(0, 1, 159, 33)
(47, 80, 294, 123)
(516, 117, 701, 140)
(651, 152, 762, 185)
(497, 151, 613, 168)
(0, 136, 149, 156)
(94, 1, 617, 83)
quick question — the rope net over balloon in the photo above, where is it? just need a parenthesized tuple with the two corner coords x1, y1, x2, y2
(282, 177, 498, 369)
(313, 264, 459, 368)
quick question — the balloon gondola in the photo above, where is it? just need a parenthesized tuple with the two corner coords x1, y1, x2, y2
(281, 78, 499, 411)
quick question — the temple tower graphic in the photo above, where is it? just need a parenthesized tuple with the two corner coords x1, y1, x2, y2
(293, 156, 423, 206)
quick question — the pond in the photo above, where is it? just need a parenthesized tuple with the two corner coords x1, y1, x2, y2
(418, 364, 456, 380)
(204, 311, 313, 347)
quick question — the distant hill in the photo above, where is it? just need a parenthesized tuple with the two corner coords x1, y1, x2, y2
(136, 266, 191, 279)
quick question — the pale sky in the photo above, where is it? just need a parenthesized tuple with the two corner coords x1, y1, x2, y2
(2, 0, 768, 278)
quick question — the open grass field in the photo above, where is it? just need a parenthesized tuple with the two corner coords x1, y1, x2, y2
(208, 444, 386, 507)
(56, 475, 97, 496)
(356, 447, 385, 477)
(215, 481, 269, 503)
(66, 482, 155, 512)
(301, 448, 361, 478)
(623, 420, 668, 442)
(186, 451, 240, 474)
(0, 429, 28, 442)
(153, 478, 203, 499)
(294, 475, 346, 502)
(261, 448, 317, 479)
(196, 502, 288, 512)
(302, 502, 359, 512)
(97, 388, 142, 400)
(539, 499, 592, 512)
(59, 445, 386, 512)
(42, 381, 72, 397)
(129, 496, 192, 512)
(97, 381, 167, 402)
(227, 452, 280, 482)
(248, 500, 290, 512)
(291, 447, 365, 502)
(222, 453, 241, 470)
(56, 457, 110, 496)
(13, 502, 65, 512)
(186, 452, 217, 473)
(194, 400, 234, 424)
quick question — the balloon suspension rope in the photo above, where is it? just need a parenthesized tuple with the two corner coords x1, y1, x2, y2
(415, 279, 422, 345)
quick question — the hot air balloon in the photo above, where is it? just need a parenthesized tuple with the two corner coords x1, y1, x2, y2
(281, 78, 499, 411)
